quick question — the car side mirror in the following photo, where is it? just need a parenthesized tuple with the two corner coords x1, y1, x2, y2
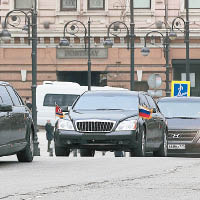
(61, 106, 71, 112)
(0, 104, 12, 112)
(152, 108, 157, 113)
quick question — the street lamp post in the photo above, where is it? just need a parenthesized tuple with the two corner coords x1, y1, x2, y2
(0, 4, 40, 155)
(104, 1, 135, 91)
(169, 0, 190, 81)
(59, 19, 91, 91)
(141, 31, 170, 96)
(130, 0, 135, 91)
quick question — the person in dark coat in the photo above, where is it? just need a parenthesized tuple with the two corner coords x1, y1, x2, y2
(45, 120, 54, 152)
(25, 97, 32, 110)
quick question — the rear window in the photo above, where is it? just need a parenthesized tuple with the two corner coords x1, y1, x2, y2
(43, 94, 79, 107)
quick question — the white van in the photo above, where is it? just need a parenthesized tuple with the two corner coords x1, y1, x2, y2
(36, 81, 127, 126)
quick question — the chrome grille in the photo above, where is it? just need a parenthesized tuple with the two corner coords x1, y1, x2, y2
(75, 120, 116, 133)
(168, 129, 199, 142)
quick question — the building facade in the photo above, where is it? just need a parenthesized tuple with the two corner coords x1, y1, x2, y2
(0, 0, 200, 99)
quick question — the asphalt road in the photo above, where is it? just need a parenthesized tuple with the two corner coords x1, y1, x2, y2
(1, 130, 200, 200)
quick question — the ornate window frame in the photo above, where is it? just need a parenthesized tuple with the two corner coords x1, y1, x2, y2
(60, 0, 77, 11)
(88, 0, 105, 10)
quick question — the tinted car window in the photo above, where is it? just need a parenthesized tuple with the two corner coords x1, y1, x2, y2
(43, 94, 79, 107)
(139, 94, 149, 107)
(73, 93, 139, 110)
(0, 85, 13, 105)
(6, 86, 21, 106)
(145, 95, 157, 109)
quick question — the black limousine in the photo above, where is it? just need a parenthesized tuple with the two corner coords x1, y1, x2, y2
(54, 90, 168, 157)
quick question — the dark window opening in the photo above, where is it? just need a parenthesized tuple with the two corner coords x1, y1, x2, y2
(56, 71, 107, 86)
(172, 59, 200, 96)
(134, 81, 149, 92)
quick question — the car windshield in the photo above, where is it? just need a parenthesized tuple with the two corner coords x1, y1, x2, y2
(73, 93, 139, 111)
(158, 101, 200, 118)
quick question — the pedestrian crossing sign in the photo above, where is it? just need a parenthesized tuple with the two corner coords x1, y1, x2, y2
(171, 81, 190, 97)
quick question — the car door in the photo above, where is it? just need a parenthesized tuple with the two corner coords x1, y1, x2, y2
(0, 85, 14, 146)
(6, 86, 27, 143)
(139, 94, 155, 149)
(0, 94, 8, 147)
(145, 95, 163, 148)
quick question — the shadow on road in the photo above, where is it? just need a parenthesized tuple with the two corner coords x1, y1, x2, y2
(0, 161, 19, 167)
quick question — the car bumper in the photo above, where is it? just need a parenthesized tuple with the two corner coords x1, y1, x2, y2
(168, 142, 200, 156)
(54, 129, 137, 151)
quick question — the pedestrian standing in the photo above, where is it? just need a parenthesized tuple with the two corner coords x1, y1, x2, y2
(45, 120, 54, 152)
(25, 97, 32, 110)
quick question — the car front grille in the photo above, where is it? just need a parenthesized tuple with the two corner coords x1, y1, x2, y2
(75, 120, 116, 133)
(168, 129, 199, 142)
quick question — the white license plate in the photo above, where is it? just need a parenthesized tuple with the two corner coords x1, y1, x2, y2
(168, 144, 186, 150)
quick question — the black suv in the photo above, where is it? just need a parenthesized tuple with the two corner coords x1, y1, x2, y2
(54, 90, 168, 157)
(0, 81, 35, 162)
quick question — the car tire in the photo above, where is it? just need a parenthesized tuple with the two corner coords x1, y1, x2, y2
(55, 145, 70, 157)
(114, 151, 124, 157)
(80, 149, 95, 157)
(135, 127, 146, 157)
(17, 129, 34, 162)
(129, 150, 135, 157)
(153, 129, 168, 157)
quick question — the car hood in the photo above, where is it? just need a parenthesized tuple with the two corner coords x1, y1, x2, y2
(167, 118, 200, 129)
(69, 109, 138, 122)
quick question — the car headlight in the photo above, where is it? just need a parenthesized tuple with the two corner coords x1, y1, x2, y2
(58, 119, 74, 130)
(116, 120, 137, 131)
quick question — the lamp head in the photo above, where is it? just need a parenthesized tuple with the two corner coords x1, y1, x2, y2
(59, 38, 70, 46)
(141, 46, 150, 56)
(103, 38, 113, 48)
(22, 24, 29, 32)
(169, 31, 177, 40)
(0, 29, 11, 42)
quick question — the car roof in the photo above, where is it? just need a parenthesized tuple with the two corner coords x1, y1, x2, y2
(0, 81, 9, 86)
(158, 97, 200, 102)
(82, 90, 145, 96)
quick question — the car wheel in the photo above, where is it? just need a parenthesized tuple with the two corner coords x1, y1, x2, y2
(17, 130, 34, 162)
(135, 127, 146, 157)
(114, 151, 124, 157)
(80, 149, 95, 157)
(55, 145, 70, 156)
(129, 150, 135, 157)
(153, 129, 168, 157)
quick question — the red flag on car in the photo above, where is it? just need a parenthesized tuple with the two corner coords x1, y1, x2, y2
(55, 104, 63, 119)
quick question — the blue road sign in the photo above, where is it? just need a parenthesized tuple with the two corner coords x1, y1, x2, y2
(171, 81, 190, 97)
